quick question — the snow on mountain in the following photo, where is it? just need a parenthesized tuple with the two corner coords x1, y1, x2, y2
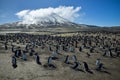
(0, 13, 79, 29)
(17, 13, 77, 27)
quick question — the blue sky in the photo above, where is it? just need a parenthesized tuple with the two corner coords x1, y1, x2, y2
(0, 0, 120, 26)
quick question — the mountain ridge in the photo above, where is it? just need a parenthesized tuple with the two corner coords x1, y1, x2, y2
(0, 13, 120, 32)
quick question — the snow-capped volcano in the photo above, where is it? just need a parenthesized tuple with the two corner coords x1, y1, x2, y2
(17, 13, 77, 27)
(0, 13, 79, 29)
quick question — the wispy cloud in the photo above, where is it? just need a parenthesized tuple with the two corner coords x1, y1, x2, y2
(16, 6, 81, 24)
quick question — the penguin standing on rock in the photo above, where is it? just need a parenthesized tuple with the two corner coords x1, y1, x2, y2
(83, 62, 90, 71)
(12, 56, 17, 68)
(64, 55, 70, 64)
(83, 62, 93, 74)
(34, 53, 41, 65)
(47, 56, 56, 68)
(22, 50, 27, 61)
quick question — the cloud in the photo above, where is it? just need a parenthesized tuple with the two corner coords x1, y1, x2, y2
(16, 6, 81, 24)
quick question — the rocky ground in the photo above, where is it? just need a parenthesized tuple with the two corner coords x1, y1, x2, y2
(0, 32, 120, 80)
